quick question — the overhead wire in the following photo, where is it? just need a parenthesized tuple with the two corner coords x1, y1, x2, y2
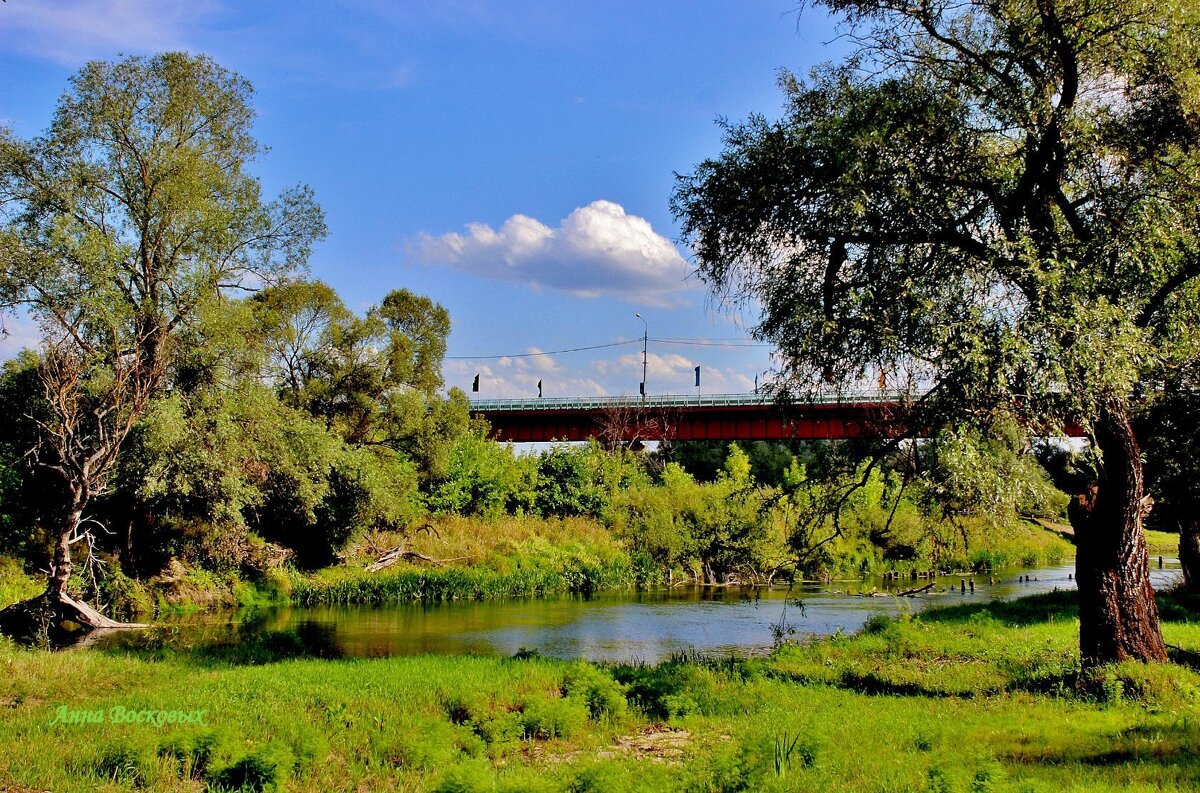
(446, 337, 772, 360)
(445, 340, 639, 360)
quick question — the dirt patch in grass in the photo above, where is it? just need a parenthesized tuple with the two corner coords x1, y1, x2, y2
(613, 724, 691, 761)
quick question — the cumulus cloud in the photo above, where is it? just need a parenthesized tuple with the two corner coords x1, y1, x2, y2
(0, 0, 218, 65)
(408, 200, 691, 306)
(594, 352, 755, 395)
(446, 346, 761, 400)
(445, 356, 605, 400)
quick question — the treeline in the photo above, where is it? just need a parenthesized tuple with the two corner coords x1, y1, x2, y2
(0, 281, 469, 575)
(428, 427, 1072, 585)
(0, 288, 1074, 605)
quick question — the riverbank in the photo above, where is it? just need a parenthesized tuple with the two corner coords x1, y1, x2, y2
(1, 588, 1198, 791)
(0, 515, 1078, 618)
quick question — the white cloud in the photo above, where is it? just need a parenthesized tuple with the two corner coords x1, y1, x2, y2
(594, 352, 754, 395)
(0, 314, 41, 361)
(408, 200, 692, 306)
(0, 0, 218, 65)
(446, 357, 604, 399)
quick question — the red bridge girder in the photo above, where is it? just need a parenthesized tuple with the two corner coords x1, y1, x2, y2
(472, 400, 904, 443)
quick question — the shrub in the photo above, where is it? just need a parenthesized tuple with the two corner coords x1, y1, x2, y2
(520, 696, 589, 740)
(563, 664, 628, 722)
(208, 744, 294, 792)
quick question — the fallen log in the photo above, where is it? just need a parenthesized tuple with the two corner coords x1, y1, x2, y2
(0, 590, 146, 642)
(895, 582, 936, 597)
(365, 546, 466, 572)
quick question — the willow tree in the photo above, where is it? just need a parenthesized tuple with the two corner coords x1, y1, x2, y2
(0, 53, 324, 631)
(673, 0, 1200, 665)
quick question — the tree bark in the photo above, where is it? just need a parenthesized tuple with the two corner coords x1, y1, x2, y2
(1069, 403, 1168, 667)
(46, 494, 85, 598)
(1180, 516, 1200, 592)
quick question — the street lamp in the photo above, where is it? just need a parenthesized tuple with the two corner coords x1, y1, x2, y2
(635, 313, 648, 401)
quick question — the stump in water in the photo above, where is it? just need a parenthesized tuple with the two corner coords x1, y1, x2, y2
(0, 590, 146, 645)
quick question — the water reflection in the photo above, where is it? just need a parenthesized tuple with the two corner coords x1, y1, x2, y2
(94, 561, 1184, 664)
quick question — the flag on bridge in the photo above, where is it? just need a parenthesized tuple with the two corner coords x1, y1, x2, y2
(694, 366, 701, 388)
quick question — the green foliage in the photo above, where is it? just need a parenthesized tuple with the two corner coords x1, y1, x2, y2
(673, 0, 1200, 659)
(613, 661, 734, 720)
(0, 355, 56, 561)
(608, 445, 780, 582)
(562, 664, 628, 722)
(252, 280, 469, 483)
(0, 557, 40, 609)
(534, 444, 608, 517)
(520, 695, 589, 740)
(290, 552, 636, 606)
(921, 422, 1069, 526)
(4, 587, 1200, 791)
(429, 428, 537, 517)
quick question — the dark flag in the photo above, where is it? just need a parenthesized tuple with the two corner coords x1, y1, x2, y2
(537, 380, 543, 398)
(694, 366, 701, 387)
(472, 374, 480, 392)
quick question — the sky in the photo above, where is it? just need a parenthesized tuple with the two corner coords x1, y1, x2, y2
(0, 0, 848, 400)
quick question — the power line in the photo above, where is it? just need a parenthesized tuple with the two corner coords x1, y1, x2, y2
(446, 336, 773, 361)
(650, 337, 772, 348)
(445, 340, 640, 360)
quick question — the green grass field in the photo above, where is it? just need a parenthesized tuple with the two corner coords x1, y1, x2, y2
(2, 588, 1198, 791)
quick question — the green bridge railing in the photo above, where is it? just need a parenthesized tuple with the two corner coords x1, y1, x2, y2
(468, 391, 905, 412)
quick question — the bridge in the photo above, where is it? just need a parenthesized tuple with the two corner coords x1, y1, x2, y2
(469, 392, 908, 443)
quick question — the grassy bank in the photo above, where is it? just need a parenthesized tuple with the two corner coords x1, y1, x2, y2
(1145, 529, 1182, 557)
(1, 589, 1199, 791)
(289, 516, 646, 606)
(1, 516, 1079, 615)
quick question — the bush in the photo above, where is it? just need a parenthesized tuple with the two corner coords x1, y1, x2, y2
(208, 745, 294, 792)
(563, 664, 628, 722)
(615, 663, 724, 720)
(520, 696, 589, 740)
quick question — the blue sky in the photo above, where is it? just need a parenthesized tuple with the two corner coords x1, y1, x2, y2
(0, 1, 846, 398)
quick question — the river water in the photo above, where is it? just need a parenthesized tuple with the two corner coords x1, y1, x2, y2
(94, 560, 1184, 663)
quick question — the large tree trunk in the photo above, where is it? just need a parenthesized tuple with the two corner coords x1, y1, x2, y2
(46, 492, 85, 598)
(1069, 403, 1168, 667)
(1180, 516, 1200, 592)
(0, 492, 145, 643)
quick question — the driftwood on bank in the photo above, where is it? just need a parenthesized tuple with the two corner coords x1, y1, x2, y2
(0, 590, 146, 642)
(363, 524, 465, 572)
(366, 547, 465, 572)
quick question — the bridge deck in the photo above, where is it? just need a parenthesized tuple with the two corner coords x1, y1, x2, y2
(469, 392, 906, 443)
(469, 391, 903, 411)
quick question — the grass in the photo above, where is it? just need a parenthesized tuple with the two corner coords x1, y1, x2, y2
(1145, 529, 1181, 558)
(292, 516, 643, 606)
(0, 556, 40, 609)
(2, 588, 1199, 791)
(5, 515, 1079, 618)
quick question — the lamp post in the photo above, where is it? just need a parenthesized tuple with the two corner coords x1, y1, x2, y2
(635, 313, 648, 402)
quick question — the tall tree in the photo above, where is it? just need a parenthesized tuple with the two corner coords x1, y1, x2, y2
(0, 53, 324, 631)
(673, 0, 1200, 665)
(254, 281, 468, 480)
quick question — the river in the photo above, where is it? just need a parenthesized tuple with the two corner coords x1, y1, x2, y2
(93, 560, 1184, 663)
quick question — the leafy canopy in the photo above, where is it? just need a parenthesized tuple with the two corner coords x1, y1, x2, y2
(673, 0, 1200, 430)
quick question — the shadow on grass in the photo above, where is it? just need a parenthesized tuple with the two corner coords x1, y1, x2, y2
(918, 586, 1199, 629)
(916, 589, 1079, 627)
(92, 619, 347, 666)
(1000, 716, 1200, 776)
